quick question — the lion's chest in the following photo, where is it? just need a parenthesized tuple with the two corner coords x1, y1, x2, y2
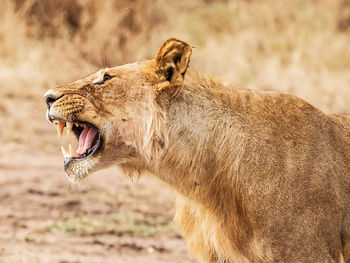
(174, 194, 253, 263)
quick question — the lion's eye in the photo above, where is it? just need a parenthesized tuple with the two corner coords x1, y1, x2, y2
(95, 73, 112, 85)
(103, 73, 112, 83)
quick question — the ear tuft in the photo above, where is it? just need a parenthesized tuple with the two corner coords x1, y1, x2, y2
(154, 38, 192, 87)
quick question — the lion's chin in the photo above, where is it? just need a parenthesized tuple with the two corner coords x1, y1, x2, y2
(63, 155, 102, 183)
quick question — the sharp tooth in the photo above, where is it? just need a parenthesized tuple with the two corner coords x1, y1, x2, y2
(75, 123, 79, 127)
(67, 122, 73, 135)
(57, 122, 65, 138)
(61, 146, 69, 159)
(69, 144, 80, 158)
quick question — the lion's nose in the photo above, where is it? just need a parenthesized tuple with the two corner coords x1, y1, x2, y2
(45, 93, 63, 109)
(45, 94, 56, 108)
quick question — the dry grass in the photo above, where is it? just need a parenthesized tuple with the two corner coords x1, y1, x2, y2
(41, 212, 176, 237)
(0, 0, 349, 151)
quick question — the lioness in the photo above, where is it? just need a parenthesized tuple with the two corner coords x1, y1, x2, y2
(45, 39, 350, 262)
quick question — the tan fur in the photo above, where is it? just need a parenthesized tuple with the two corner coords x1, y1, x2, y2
(45, 39, 350, 262)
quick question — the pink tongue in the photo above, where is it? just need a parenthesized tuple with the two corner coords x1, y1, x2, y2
(77, 126, 98, 155)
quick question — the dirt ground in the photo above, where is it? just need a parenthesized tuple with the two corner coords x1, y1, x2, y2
(0, 148, 194, 263)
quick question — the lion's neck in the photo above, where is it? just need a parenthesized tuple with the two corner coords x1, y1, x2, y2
(154, 72, 248, 206)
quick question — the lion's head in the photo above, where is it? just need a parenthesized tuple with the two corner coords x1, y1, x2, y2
(44, 39, 192, 181)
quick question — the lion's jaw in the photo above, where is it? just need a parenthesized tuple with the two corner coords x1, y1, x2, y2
(44, 61, 160, 182)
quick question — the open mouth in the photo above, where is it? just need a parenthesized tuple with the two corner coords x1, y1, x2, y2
(52, 120, 103, 161)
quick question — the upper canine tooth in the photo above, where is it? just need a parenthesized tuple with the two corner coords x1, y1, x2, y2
(61, 146, 69, 159)
(69, 144, 80, 158)
(67, 122, 73, 135)
(57, 122, 65, 138)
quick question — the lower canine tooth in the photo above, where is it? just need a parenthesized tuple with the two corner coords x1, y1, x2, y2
(69, 144, 80, 158)
(61, 146, 69, 159)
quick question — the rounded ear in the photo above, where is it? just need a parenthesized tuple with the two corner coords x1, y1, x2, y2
(154, 38, 192, 88)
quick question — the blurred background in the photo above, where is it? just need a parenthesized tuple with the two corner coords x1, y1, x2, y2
(0, 0, 349, 262)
